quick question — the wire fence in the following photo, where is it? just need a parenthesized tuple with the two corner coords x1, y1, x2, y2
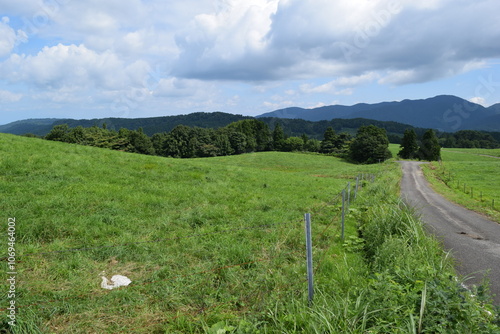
(436, 167, 497, 211)
(1, 173, 376, 326)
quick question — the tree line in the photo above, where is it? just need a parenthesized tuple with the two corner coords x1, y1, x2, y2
(398, 129, 441, 161)
(44, 120, 410, 163)
(438, 130, 499, 149)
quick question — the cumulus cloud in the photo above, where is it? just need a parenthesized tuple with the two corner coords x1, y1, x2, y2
(0, 44, 143, 89)
(0, 0, 499, 123)
(0, 17, 23, 57)
(173, 0, 280, 80)
(0, 89, 22, 102)
(171, 0, 500, 85)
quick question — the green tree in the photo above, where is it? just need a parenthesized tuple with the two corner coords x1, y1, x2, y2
(349, 125, 392, 164)
(418, 129, 441, 161)
(120, 128, 155, 155)
(45, 124, 70, 142)
(213, 130, 234, 156)
(283, 137, 304, 152)
(228, 131, 247, 155)
(272, 123, 285, 151)
(168, 125, 192, 158)
(398, 129, 419, 159)
(305, 138, 321, 152)
(151, 132, 169, 156)
(320, 127, 338, 154)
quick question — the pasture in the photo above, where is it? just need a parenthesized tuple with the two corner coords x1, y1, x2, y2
(0, 134, 380, 333)
(422, 148, 500, 223)
(1, 134, 498, 333)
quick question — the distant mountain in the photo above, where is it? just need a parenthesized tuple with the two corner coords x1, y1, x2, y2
(257, 95, 500, 132)
(488, 103, 500, 113)
(2, 95, 500, 137)
(0, 118, 63, 136)
(0, 112, 251, 136)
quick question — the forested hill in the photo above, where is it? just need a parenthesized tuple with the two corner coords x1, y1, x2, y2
(259, 117, 422, 141)
(1, 112, 418, 139)
(0, 112, 252, 137)
(257, 95, 500, 132)
(53, 112, 252, 136)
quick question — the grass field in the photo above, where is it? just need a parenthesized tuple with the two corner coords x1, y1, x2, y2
(422, 149, 500, 223)
(1, 134, 498, 333)
(443, 148, 500, 158)
(0, 134, 382, 333)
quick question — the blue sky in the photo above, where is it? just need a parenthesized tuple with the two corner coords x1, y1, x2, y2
(1, 0, 499, 125)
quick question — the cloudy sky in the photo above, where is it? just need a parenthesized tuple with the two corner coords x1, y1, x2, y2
(1, 0, 499, 124)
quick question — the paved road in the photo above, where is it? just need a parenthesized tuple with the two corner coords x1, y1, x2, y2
(399, 161, 500, 305)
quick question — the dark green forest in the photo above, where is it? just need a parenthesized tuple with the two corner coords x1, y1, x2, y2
(38, 114, 499, 164)
(14, 111, 500, 150)
(43, 119, 363, 161)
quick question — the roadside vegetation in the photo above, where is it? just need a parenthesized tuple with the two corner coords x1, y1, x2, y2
(421, 149, 500, 223)
(1, 134, 498, 333)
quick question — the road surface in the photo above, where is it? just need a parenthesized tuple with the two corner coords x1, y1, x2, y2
(399, 161, 500, 305)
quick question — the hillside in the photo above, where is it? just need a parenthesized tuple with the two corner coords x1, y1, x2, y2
(0, 112, 251, 136)
(258, 95, 500, 132)
(0, 118, 62, 136)
(1, 134, 498, 333)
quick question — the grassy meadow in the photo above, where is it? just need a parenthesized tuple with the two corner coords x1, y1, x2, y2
(1, 134, 498, 333)
(422, 148, 500, 223)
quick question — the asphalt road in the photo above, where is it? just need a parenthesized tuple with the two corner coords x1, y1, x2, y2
(399, 161, 500, 305)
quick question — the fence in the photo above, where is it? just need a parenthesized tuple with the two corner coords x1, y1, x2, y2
(1, 173, 376, 328)
(439, 170, 497, 211)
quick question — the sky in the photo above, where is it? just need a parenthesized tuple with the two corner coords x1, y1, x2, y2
(1, 0, 500, 125)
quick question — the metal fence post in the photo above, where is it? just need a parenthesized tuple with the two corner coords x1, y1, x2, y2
(347, 182, 351, 208)
(355, 176, 359, 200)
(341, 189, 346, 240)
(304, 213, 314, 305)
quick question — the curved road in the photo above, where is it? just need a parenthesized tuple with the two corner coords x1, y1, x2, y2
(399, 161, 500, 305)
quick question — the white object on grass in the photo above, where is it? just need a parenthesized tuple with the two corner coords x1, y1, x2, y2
(100, 272, 132, 290)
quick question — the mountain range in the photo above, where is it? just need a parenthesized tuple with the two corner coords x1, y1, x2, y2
(258, 95, 500, 132)
(1, 95, 499, 136)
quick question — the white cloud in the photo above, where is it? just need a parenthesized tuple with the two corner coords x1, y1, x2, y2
(1, 44, 133, 89)
(469, 97, 486, 106)
(0, 17, 20, 57)
(263, 100, 294, 110)
(171, 0, 500, 86)
(173, 0, 279, 80)
(300, 73, 377, 94)
(0, 0, 500, 123)
(0, 89, 22, 102)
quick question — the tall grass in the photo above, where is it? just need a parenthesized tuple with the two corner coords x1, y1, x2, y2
(263, 166, 499, 333)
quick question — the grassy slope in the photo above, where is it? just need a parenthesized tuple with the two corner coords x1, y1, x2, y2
(422, 149, 500, 223)
(2, 135, 498, 333)
(0, 134, 381, 333)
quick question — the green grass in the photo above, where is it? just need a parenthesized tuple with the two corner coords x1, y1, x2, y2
(0, 134, 381, 333)
(422, 149, 500, 223)
(388, 143, 401, 157)
(1, 134, 498, 333)
(443, 148, 500, 158)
